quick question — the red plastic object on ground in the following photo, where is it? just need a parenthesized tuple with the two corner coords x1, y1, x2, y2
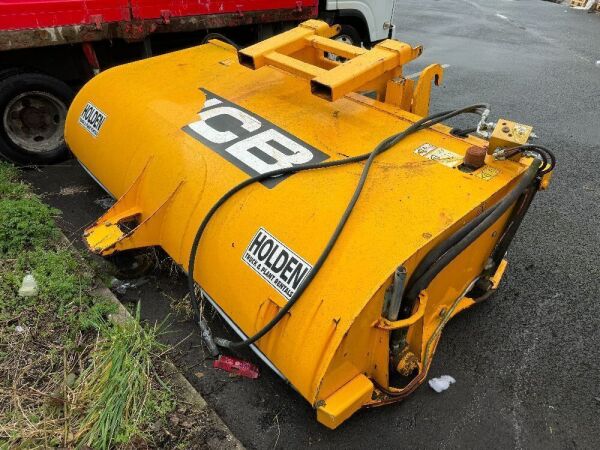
(213, 355, 260, 379)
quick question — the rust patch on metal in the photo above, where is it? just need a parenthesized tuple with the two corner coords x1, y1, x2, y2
(0, 8, 316, 51)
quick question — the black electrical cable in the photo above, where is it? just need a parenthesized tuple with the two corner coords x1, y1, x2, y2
(187, 104, 489, 351)
(402, 158, 542, 304)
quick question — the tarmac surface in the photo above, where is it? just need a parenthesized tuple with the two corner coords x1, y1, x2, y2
(22, 1, 600, 448)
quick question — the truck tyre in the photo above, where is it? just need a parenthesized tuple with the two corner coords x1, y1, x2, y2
(0, 68, 22, 81)
(0, 72, 74, 165)
(327, 24, 362, 62)
(335, 24, 362, 47)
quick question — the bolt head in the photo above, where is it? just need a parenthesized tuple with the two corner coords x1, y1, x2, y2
(464, 145, 487, 169)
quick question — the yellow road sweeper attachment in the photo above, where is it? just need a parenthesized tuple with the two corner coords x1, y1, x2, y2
(65, 20, 555, 429)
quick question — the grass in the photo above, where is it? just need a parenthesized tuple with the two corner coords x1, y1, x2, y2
(73, 308, 173, 450)
(0, 196, 59, 256)
(0, 162, 193, 449)
(0, 163, 27, 199)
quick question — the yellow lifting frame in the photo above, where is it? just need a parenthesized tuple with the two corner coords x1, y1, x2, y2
(238, 19, 443, 115)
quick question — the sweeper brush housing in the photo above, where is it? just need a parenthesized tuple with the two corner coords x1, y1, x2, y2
(65, 21, 554, 428)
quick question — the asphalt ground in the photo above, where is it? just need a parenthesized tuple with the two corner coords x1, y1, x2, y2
(21, 1, 600, 448)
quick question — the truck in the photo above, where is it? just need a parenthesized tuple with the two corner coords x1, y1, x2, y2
(0, 0, 395, 165)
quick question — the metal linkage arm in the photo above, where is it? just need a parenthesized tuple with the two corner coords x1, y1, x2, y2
(238, 20, 424, 103)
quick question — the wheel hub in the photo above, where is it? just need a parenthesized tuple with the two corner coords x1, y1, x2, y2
(3, 91, 66, 153)
(326, 35, 355, 62)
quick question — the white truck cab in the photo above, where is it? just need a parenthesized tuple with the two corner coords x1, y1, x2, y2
(323, 0, 396, 47)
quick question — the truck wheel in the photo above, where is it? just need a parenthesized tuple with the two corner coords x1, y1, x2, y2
(336, 24, 362, 47)
(0, 68, 22, 81)
(328, 24, 362, 62)
(0, 72, 74, 165)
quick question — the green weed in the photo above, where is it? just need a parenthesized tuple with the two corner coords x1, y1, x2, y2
(78, 299, 117, 331)
(73, 307, 168, 450)
(0, 197, 59, 256)
(0, 163, 27, 199)
(16, 248, 92, 304)
(0, 162, 183, 449)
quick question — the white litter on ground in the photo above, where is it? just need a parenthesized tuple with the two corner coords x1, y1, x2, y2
(428, 375, 456, 393)
(18, 274, 38, 297)
(15, 325, 25, 333)
(58, 185, 89, 196)
(110, 277, 150, 294)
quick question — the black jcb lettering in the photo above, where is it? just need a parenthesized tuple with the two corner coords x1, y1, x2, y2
(183, 89, 329, 188)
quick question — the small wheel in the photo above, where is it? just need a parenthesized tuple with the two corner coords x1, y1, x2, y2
(108, 250, 156, 280)
(327, 24, 363, 62)
(0, 71, 74, 165)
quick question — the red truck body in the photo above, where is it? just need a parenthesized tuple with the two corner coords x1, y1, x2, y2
(0, 0, 318, 50)
(0, 0, 318, 30)
(0, 0, 130, 30)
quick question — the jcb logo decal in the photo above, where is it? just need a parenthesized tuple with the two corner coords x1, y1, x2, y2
(183, 89, 329, 187)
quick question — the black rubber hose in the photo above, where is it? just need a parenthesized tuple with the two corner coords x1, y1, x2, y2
(504, 147, 548, 173)
(501, 144, 555, 175)
(188, 104, 489, 351)
(404, 204, 497, 294)
(485, 183, 538, 274)
(402, 143, 555, 314)
(523, 145, 555, 175)
(402, 158, 542, 304)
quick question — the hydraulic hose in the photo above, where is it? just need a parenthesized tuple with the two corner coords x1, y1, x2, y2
(402, 158, 542, 305)
(495, 144, 556, 175)
(403, 205, 497, 297)
(187, 104, 489, 351)
(485, 183, 538, 276)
